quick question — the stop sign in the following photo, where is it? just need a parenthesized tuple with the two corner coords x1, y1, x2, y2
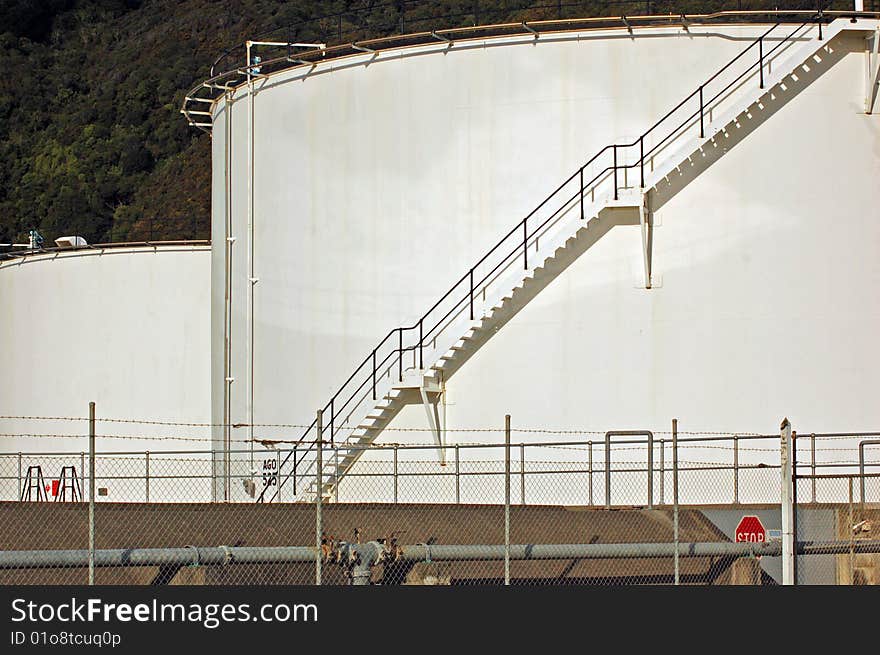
(735, 515, 766, 543)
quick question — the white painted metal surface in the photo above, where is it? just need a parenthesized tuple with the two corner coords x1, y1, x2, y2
(0, 246, 211, 454)
(209, 21, 880, 501)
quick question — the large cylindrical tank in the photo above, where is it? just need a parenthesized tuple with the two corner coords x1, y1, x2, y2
(212, 18, 879, 481)
(0, 245, 211, 459)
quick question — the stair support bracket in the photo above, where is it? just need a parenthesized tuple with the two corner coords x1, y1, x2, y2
(396, 370, 446, 465)
(868, 26, 880, 114)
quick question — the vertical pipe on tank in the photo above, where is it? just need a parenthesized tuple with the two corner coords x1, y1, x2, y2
(247, 43, 256, 482)
(222, 89, 234, 503)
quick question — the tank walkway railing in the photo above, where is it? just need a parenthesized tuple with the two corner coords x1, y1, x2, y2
(2, 432, 879, 505)
(0, 216, 210, 263)
(182, 8, 880, 130)
(258, 12, 856, 503)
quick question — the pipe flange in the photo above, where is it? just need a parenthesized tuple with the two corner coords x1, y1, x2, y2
(184, 545, 200, 568)
(418, 542, 431, 563)
(217, 545, 234, 566)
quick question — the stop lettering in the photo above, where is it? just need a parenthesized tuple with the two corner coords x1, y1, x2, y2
(735, 515, 766, 543)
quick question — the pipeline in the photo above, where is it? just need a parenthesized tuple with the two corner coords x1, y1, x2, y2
(2, 540, 880, 573)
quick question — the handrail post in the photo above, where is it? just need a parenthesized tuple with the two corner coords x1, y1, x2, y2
(522, 220, 528, 269)
(398, 329, 403, 382)
(759, 37, 764, 89)
(817, 2, 823, 41)
(699, 85, 704, 138)
(639, 137, 645, 188)
(579, 166, 585, 218)
(469, 268, 474, 320)
(330, 398, 335, 446)
(613, 145, 618, 200)
(419, 319, 423, 369)
(372, 348, 377, 400)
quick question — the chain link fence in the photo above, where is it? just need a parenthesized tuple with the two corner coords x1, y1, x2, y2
(1, 423, 878, 585)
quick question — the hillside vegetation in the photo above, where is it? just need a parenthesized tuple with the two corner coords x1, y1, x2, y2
(0, 0, 859, 246)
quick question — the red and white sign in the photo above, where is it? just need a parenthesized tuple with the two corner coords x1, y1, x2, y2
(735, 515, 766, 543)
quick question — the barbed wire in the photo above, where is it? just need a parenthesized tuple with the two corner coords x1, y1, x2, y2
(2, 415, 876, 443)
(0, 433, 873, 462)
(0, 415, 771, 435)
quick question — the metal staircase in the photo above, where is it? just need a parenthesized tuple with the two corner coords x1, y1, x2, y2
(259, 16, 877, 503)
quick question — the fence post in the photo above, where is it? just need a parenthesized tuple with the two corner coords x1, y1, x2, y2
(811, 433, 816, 503)
(504, 415, 511, 586)
(88, 402, 96, 586)
(588, 441, 593, 506)
(605, 432, 611, 509)
(393, 445, 398, 504)
(780, 417, 794, 586)
(848, 476, 855, 584)
(145, 451, 150, 503)
(315, 409, 323, 586)
(455, 444, 460, 504)
(17, 453, 22, 501)
(673, 418, 679, 586)
(334, 446, 339, 503)
(647, 432, 654, 509)
(792, 430, 798, 585)
(658, 439, 664, 505)
(276, 449, 281, 503)
(520, 444, 526, 505)
(733, 435, 739, 504)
